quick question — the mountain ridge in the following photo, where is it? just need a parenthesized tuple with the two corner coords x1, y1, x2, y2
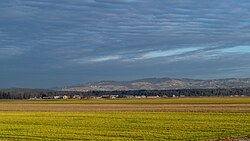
(57, 77, 250, 92)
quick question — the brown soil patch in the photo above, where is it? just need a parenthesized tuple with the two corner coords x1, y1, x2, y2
(0, 103, 250, 112)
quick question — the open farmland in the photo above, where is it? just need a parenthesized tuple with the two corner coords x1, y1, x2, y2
(0, 97, 250, 140)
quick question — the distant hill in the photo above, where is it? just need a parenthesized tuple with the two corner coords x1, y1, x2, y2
(57, 78, 250, 92)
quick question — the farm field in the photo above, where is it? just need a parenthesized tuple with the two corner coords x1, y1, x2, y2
(1, 97, 250, 104)
(0, 97, 250, 141)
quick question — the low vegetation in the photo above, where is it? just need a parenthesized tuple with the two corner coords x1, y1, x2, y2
(0, 97, 249, 140)
(0, 112, 250, 140)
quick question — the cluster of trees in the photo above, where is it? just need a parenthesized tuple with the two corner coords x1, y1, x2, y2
(0, 88, 250, 99)
(85, 88, 250, 97)
(0, 89, 86, 99)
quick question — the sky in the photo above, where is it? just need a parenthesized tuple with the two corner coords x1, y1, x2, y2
(1, 0, 250, 88)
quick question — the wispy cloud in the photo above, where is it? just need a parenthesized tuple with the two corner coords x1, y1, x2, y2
(71, 55, 122, 64)
(221, 46, 250, 53)
(0, 46, 29, 59)
(89, 55, 121, 63)
(139, 47, 201, 59)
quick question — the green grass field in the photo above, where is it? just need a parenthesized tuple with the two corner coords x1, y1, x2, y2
(0, 97, 250, 141)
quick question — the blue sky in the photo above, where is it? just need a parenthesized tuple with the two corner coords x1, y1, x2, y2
(1, 0, 250, 88)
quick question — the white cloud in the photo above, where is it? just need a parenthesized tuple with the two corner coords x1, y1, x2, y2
(221, 46, 250, 53)
(135, 47, 201, 60)
(89, 55, 121, 62)
(71, 55, 122, 64)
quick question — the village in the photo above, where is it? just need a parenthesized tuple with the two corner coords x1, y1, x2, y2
(29, 94, 181, 100)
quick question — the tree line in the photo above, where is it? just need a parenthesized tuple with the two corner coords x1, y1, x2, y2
(0, 88, 250, 99)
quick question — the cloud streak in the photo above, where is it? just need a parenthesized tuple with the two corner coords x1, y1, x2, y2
(221, 46, 250, 53)
(139, 47, 201, 60)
